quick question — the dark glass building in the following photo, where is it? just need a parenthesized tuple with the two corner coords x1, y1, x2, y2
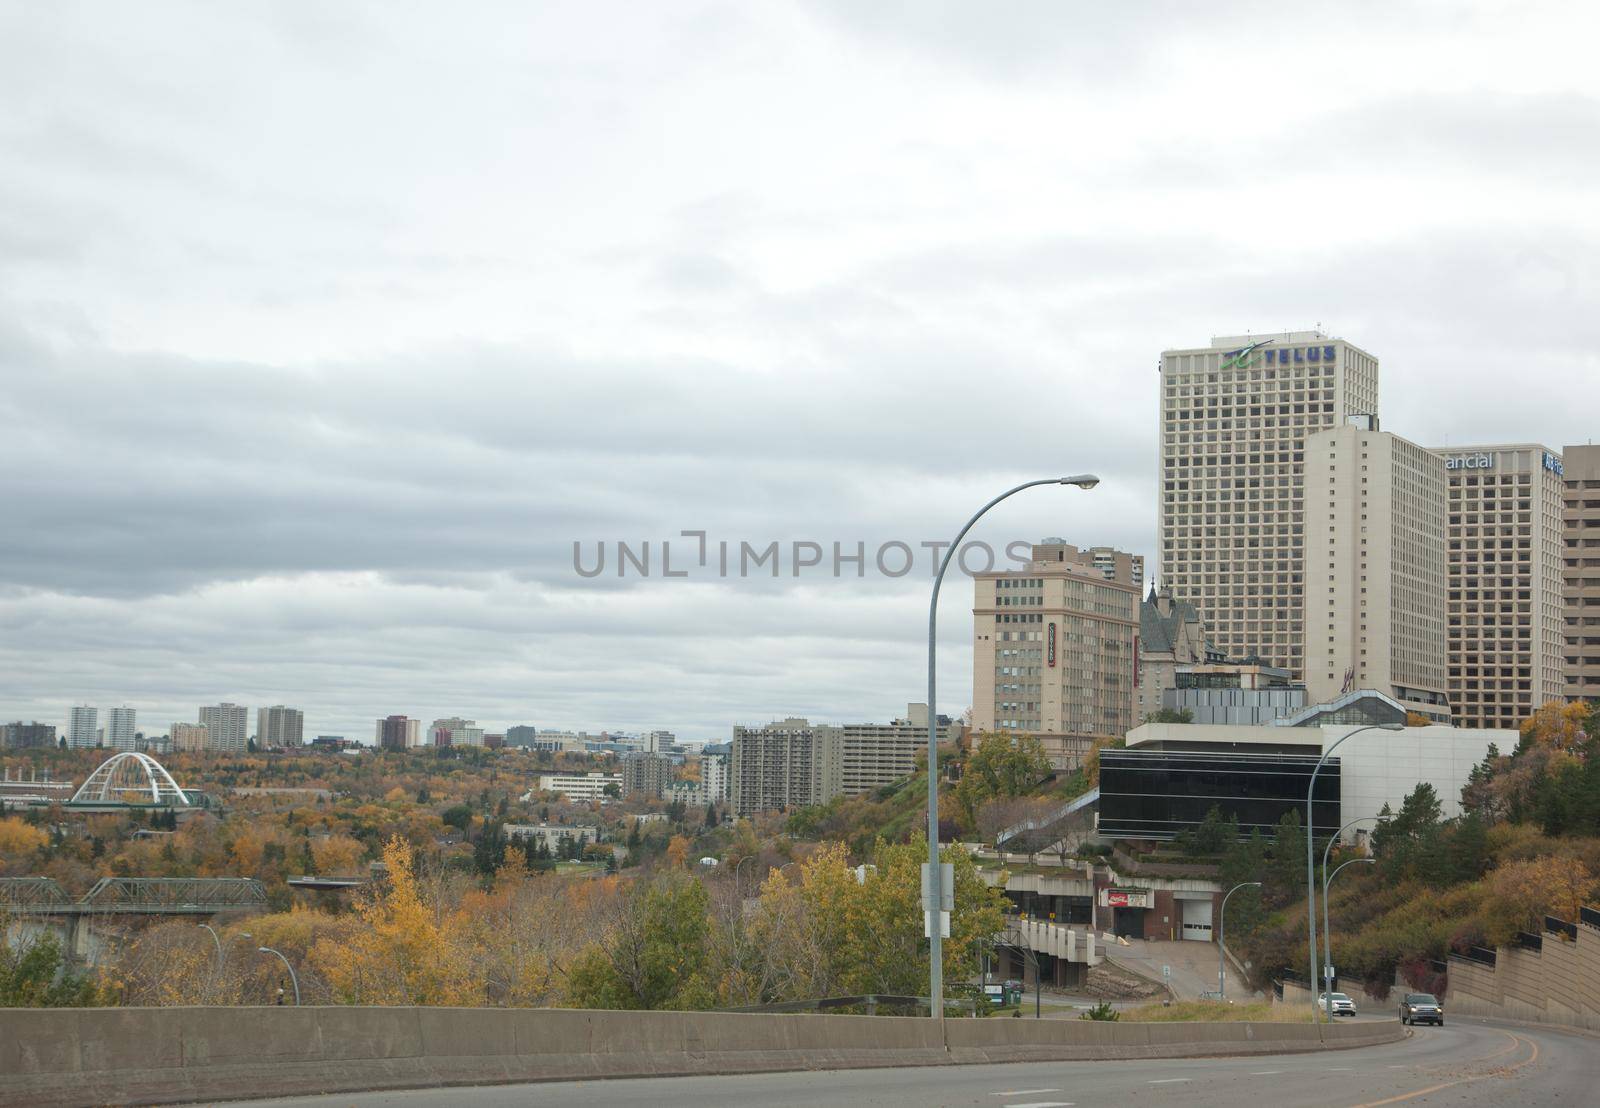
(1098, 748, 1340, 839)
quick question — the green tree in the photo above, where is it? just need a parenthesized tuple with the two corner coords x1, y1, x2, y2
(1191, 805, 1231, 856)
(1143, 708, 1194, 724)
(954, 732, 1051, 829)
(0, 929, 100, 1007)
(565, 871, 716, 1010)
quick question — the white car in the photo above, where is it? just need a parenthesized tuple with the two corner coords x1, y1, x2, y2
(1318, 992, 1357, 1017)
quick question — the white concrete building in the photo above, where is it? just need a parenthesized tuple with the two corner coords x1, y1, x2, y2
(68, 705, 98, 749)
(1124, 692, 1512, 835)
(1159, 331, 1381, 680)
(1305, 418, 1451, 720)
(529, 772, 622, 802)
(199, 703, 249, 752)
(106, 706, 137, 751)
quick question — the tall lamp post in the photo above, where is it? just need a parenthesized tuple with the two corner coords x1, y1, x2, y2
(1304, 722, 1402, 1021)
(926, 475, 1099, 1020)
(1217, 881, 1261, 1000)
(258, 946, 300, 1006)
(1318, 816, 1385, 1017)
(1322, 857, 1376, 1020)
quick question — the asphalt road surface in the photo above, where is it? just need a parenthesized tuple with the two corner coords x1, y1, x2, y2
(235, 1016, 1595, 1108)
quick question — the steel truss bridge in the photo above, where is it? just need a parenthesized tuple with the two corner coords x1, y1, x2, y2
(0, 876, 267, 916)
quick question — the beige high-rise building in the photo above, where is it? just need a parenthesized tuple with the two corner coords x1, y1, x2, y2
(170, 723, 209, 752)
(1159, 332, 1380, 679)
(199, 702, 248, 752)
(1564, 445, 1600, 702)
(256, 705, 304, 748)
(972, 540, 1139, 768)
(1429, 444, 1566, 728)
(1305, 418, 1450, 720)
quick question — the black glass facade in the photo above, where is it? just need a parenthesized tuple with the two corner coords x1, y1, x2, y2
(1098, 749, 1340, 840)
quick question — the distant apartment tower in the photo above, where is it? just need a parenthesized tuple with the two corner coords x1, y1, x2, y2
(622, 751, 674, 798)
(1159, 332, 1381, 680)
(375, 715, 421, 751)
(1303, 419, 1451, 720)
(1565, 445, 1600, 702)
(199, 703, 249, 752)
(505, 725, 539, 748)
(105, 707, 137, 751)
(730, 705, 956, 817)
(68, 705, 98, 749)
(1427, 444, 1568, 727)
(170, 723, 210, 752)
(700, 742, 730, 802)
(256, 705, 305, 748)
(1089, 546, 1144, 592)
(1, 722, 56, 750)
(971, 540, 1140, 768)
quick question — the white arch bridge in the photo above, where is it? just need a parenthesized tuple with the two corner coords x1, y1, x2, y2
(68, 751, 193, 807)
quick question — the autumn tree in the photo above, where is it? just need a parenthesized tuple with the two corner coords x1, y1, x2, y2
(955, 732, 1051, 831)
(565, 870, 716, 1010)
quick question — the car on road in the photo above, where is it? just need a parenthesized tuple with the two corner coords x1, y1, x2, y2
(1317, 992, 1356, 1016)
(1399, 992, 1444, 1026)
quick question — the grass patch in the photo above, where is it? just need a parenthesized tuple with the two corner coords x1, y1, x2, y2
(1122, 1000, 1323, 1023)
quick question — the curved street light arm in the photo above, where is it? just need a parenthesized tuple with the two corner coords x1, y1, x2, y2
(1305, 723, 1401, 1023)
(926, 476, 1098, 1021)
(1218, 880, 1262, 1000)
(1321, 857, 1376, 1020)
(258, 946, 300, 1006)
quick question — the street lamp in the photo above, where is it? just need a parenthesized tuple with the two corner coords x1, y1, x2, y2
(1318, 816, 1385, 1016)
(1217, 881, 1261, 1000)
(925, 475, 1099, 1021)
(735, 855, 756, 896)
(258, 946, 300, 1006)
(1304, 722, 1402, 1022)
(1322, 857, 1376, 1021)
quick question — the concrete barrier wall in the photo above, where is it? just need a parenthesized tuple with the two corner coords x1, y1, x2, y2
(0, 1005, 1403, 1107)
(1448, 916, 1600, 1031)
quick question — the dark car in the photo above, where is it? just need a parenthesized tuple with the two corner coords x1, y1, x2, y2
(1399, 992, 1443, 1026)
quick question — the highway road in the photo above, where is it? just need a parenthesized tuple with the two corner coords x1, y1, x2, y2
(236, 1016, 1595, 1108)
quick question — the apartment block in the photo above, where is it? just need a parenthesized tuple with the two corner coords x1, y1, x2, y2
(105, 706, 137, 751)
(972, 541, 1139, 768)
(730, 704, 954, 817)
(1304, 419, 1450, 720)
(0, 722, 56, 750)
(68, 706, 98, 749)
(1159, 332, 1381, 679)
(1425, 444, 1568, 727)
(170, 723, 210, 752)
(199, 703, 249, 752)
(375, 715, 421, 751)
(622, 751, 674, 798)
(256, 705, 305, 748)
(1562, 445, 1600, 702)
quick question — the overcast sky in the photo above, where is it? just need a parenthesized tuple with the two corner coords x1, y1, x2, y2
(2, 2, 1598, 743)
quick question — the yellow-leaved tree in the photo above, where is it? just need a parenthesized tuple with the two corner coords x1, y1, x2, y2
(311, 836, 473, 1005)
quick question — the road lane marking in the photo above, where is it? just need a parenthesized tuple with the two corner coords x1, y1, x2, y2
(1004, 1102, 1073, 1108)
(1148, 1078, 1191, 1084)
(991, 1093, 1060, 1098)
(1249, 1070, 1282, 1075)
(1348, 1031, 1541, 1107)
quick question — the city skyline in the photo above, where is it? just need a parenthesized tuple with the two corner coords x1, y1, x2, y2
(3, 5, 1599, 741)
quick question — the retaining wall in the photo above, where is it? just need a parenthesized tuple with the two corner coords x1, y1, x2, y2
(1448, 912, 1600, 1031)
(0, 1005, 1404, 1107)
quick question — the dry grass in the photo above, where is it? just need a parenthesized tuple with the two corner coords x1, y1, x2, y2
(1122, 999, 1328, 1023)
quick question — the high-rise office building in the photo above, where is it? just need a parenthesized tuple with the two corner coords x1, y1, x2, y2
(1304, 419, 1450, 719)
(621, 751, 674, 798)
(170, 723, 210, 752)
(1090, 547, 1145, 593)
(68, 705, 98, 749)
(1564, 445, 1600, 702)
(1426, 444, 1568, 727)
(106, 706, 137, 751)
(1159, 332, 1381, 679)
(256, 705, 304, 748)
(199, 703, 248, 752)
(971, 540, 1140, 768)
